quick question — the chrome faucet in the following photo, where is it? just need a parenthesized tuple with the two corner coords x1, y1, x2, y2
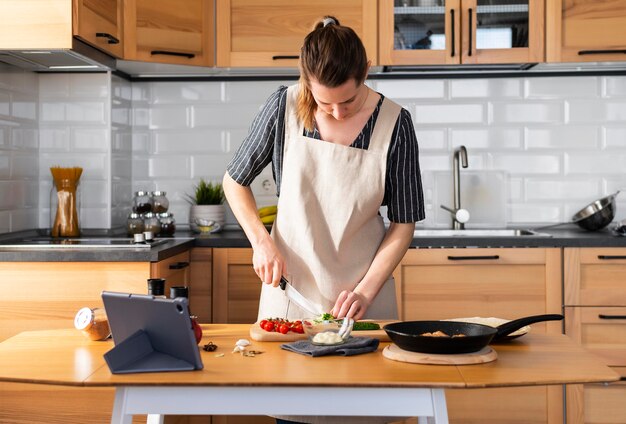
(441, 145, 469, 229)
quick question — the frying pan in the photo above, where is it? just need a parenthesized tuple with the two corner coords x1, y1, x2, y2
(383, 314, 564, 354)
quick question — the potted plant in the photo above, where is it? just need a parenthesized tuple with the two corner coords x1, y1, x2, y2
(186, 179, 225, 233)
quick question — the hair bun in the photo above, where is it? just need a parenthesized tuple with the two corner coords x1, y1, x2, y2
(322, 16, 338, 27)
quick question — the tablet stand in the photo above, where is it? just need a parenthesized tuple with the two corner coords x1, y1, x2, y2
(104, 329, 197, 374)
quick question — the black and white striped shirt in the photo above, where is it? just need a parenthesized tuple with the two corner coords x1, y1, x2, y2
(227, 85, 425, 223)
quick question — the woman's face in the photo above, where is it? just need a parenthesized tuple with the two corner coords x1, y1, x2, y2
(309, 78, 367, 121)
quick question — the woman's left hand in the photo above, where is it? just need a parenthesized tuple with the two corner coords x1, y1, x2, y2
(331, 290, 370, 320)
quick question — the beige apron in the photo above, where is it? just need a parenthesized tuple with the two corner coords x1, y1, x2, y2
(258, 84, 401, 322)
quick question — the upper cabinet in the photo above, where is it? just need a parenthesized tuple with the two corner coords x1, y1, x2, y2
(379, 0, 544, 66)
(124, 0, 215, 67)
(216, 0, 378, 67)
(546, 0, 626, 63)
(73, 0, 124, 57)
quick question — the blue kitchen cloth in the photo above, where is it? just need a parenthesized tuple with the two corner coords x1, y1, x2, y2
(281, 337, 379, 357)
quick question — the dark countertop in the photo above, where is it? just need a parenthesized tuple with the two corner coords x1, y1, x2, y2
(1, 226, 626, 262)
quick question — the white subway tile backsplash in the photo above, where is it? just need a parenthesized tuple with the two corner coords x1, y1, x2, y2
(526, 77, 600, 98)
(566, 152, 626, 175)
(79, 180, 109, 206)
(451, 128, 522, 149)
(0, 127, 7, 147)
(39, 74, 70, 98)
(525, 178, 601, 201)
(605, 127, 626, 148)
(0, 211, 9, 233)
(191, 104, 261, 129)
(11, 128, 37, 149)
(149, 156, 190, 178)
(450, 79, 521, 99)
(526, 126, 600, 149)
(491, 102, 564, 124)
(415, 103, 485, 124)
(11, 93, 37, 120)
(10, 208, 38, 232)
(71, 128, 109, 151)
(376, 80, 445, 99)
(153, 130, 225, 153)
(568, 99, 626, 123)
(419, 153, 455, 171)
(0, 91, 10, 116)
(149, 106, 189, 129)
(605, 77, 626, 98)
(69, 73, 109, 98)
(11, 154, 38, 179)
(191, 154, 231, 180)
(224, 81, 289, 103)
(415, 129, 447, 150)
(152, 82, 222, 103)
(510, 203, 562, 223)
(40, 153, 107, 179)
(492, 154, 561, 174)
(40, 103, 66, 121)
(39, 128, 69, 151)
(66, 102, 107, 123)
(80, 207, 109, 228)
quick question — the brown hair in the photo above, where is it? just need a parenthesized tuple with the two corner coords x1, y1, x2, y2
(297, 16, 369, 131)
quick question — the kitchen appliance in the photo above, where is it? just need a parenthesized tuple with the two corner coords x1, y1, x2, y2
(383, 314, 564, 354)
(0, 238, 168, 249)
(572, 191, 619, 231)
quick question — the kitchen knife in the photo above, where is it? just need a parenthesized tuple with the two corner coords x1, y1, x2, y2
(279, 276, 324, 316)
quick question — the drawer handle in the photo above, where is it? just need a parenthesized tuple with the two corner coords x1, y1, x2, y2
(579, 49, 626, 55)
(95, 32, 120, 45)
(169, 261, 190, 270)
(598, 314, 626, 320)
(272, 55, 299, 60)
(151, 50, 195, 59)
(597, 255, 626, 260)
(467, 8, 473, 57)
(450, 9, 456, 57)
(447, 255, 500, 261)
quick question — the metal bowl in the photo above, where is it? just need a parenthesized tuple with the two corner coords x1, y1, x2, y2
(572, 192, 619, 231)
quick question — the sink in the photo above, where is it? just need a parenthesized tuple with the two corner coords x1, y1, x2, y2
(413, 229, 552, 237)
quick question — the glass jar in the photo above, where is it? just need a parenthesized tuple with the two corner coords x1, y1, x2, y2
(50, 178, 81, 237)
(126, 212, 145, 236)
(133, 191, 153, 214)
(158, 212, 176, 236)
(151, 191, 169, 213)
(74, 307, 110, 341)
(142, 212, 161, 235)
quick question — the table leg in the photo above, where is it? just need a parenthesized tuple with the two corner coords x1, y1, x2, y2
(111, 388, 134, 424)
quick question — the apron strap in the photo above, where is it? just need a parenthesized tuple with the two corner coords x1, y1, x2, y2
(368, 96, 402, 154)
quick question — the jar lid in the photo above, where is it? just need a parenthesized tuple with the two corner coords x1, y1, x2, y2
(74, 307, 94, 330)
(158, 212, 173, 218)
(152, 191, 167, 196)
(143, 212, 156, 218)
(134, 191, 149, 196)
(128, 212, 141, 219)
(170, 286, 189, 299)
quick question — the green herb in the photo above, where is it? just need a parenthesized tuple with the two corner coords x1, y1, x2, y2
(185, 178, 224, 205)
(352, 322, 380, 331)
(321, 313, 335, 321)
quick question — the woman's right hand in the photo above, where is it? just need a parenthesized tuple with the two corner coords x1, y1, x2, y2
(252, 236, 286, 287)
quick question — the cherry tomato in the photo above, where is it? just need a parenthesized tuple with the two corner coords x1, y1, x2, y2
(279, 324, 289, 334)
(264, 321, 275, 332)
(191, 318, 202, 344)
(259, 319, 268, 328)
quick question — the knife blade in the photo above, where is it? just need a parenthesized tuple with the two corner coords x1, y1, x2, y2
(279, 276, 324, 316)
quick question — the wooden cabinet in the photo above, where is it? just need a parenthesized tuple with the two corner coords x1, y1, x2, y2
(124, 0, 214, 67)
(151, 250, 191, 295)
(379, 0, 544, 66)
(189, 247, 213, 324)
(564, 248, 626, 424)
(395, 248, 563, 424)
(0, 0, 72, 49)
(73, 0, 124, 57)
(546, 0, 626, 63)
(216, 0, 378, 67)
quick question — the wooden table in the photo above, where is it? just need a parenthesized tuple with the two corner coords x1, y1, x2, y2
(0, 324, 619, 424)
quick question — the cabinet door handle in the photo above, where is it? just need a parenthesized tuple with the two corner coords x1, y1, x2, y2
(598, 314, 626, 320)
(96, 32, 120, 45)
(169, 261, 190, 270)
(151, 50, 195, 59)
(597, 255, 626, 260)
(447, 255, 500, 261)
(272, 55, 299, 60)
(467, 8, 473, 57)
(579, 49, 626, 56)
(450, 9, 456, 57)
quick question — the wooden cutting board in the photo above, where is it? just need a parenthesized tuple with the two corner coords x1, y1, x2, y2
(382, 344, 497, 365)
(249, 320, 395, 342)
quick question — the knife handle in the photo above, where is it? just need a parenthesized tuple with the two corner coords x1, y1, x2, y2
(279, 276, 287, 290)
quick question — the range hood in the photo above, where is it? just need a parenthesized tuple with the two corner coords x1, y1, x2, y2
(0, 39, 114, 72)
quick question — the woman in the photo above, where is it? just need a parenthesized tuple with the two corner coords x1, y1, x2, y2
(223, 16, 424, 324)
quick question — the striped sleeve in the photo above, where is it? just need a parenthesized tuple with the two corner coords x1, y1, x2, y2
(384, 108, 425, 223)
(226, 86, 286, 187)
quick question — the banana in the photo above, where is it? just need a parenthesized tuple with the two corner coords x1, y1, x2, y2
(260, 214, 276, 225)
(258, 205, 277, 218)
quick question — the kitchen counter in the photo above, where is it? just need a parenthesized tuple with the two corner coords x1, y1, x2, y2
(0, 326, 618, 423)
(1, 226, 626, 262)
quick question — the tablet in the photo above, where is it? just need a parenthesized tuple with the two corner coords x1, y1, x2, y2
(102, 291, 203, 374)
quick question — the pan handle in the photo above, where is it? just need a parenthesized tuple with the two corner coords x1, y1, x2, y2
(494, 314, 564, 340)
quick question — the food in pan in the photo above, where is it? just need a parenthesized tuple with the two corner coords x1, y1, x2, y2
(420, 331, 466, 338)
